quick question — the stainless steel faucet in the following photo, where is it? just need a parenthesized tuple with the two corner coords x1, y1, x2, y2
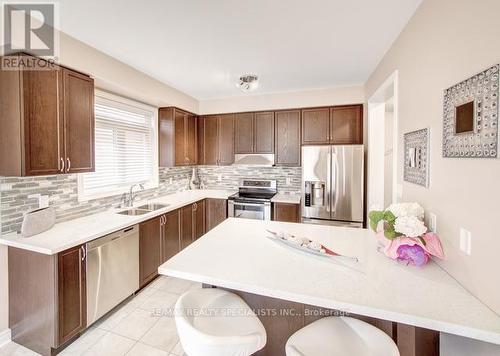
(120, 183, 145, 208)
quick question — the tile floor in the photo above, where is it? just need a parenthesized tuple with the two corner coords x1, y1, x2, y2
(0, 276, 200, 356)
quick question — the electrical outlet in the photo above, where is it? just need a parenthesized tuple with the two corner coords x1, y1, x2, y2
(460, 228, 472, 255)
(39, 195, 49, 208)
(428, 212, 437, 233)
(217, 174, 222, 182)
(286, 177, 292, 186)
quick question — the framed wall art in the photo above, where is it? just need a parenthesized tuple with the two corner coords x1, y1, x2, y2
(443, 64, 499, 158)
(404, 128, 430, 187)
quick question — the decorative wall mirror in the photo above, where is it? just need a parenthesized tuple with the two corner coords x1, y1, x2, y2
(443, 64, 499, 158)
(455, 100, 475, 134)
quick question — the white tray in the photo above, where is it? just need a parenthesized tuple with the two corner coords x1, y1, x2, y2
(265, 230, 358, 263)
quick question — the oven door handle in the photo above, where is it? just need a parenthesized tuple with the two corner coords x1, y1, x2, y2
(230, 201, 270, 207)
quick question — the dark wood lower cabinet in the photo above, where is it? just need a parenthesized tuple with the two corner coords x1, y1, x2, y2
(8, 245, 87, 355)
(57, 245, 87, 345)
(139, 217, 162, 288)
(180, 200, 206, 249)
(181, 205, 194, 249)
(206, 198, 227, 231)
(193, 200, 206, 240)
(141, 209, 184, 281)
(273, 203, 301, 223)
(162, 209, 181, 263)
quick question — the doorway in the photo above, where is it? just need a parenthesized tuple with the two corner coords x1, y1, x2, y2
(367, 71, 398, 212)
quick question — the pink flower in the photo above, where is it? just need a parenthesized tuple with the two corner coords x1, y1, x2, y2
(421, 232, 445, 259)
(384, 236, 418, 259)
(396, 244, 429, 267)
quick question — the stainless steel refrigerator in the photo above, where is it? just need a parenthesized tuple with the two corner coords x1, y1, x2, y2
(302, 145, 364, 227)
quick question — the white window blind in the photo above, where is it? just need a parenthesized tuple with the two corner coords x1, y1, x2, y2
(78, 91, 158, 201)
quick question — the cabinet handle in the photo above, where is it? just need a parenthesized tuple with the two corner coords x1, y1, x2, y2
(193, 203, 197, 211)
(81, 245, 86, 261)
(66, 158, 71, 172)
(59, 157, 65, 172)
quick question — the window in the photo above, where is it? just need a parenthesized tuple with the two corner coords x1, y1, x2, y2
(78, 90, 158, 201)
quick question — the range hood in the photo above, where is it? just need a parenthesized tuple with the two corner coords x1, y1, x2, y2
(233, 154, 275, 166)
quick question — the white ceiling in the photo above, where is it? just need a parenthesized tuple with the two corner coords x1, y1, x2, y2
(58, 0, 422, 100)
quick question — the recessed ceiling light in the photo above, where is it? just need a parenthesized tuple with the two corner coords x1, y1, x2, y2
(237, 74, 259, 92)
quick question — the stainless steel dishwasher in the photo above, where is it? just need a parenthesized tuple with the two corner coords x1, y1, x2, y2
(86, 225, 139, 326)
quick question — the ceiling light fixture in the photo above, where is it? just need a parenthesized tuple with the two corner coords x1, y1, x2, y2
(237, 74, 259, 92)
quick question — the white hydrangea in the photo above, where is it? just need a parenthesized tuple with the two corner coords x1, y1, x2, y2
(394, 216, 427, 237)
(387, 202, 424, 219)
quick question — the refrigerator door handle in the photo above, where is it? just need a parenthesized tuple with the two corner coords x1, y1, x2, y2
(332, 150, 340, 214)
(326, 149, 331, 213)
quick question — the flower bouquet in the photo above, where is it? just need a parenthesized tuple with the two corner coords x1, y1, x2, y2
(368, 203, 444, 267)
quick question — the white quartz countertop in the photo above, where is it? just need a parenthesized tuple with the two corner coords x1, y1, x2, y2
(158, 218, 500, 345)
(0, 190, 236, 255)
(271, 194, 301, 204)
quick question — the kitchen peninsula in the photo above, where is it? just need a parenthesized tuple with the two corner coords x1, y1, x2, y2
(158, 218, 500, 356)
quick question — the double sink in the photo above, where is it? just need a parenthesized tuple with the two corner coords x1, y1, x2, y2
(118, 203, 169, 216)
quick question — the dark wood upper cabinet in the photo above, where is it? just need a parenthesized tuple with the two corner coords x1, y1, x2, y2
(57, 245, 86, 345)
(301, 107, 330, 145)
(0, 53, 95, 176)
(235, 113, 255, 154)
(159, 108, 175, 167)
(235, 112, 275, 154)
(254, 112, 275, 153)
(193, 200, 206, 240)
(62, 69, 95, 174)
(199, 114, 234, 166)
(198, 115, 219, 165)
(22, 64, 63, 176)
(139, 217, 162, 288)
(206, 198, 227, 232)
(159, 107, 197, 167)
(162, 210, 181, 263)
(218, 114, 235, 165)
(186, 113, 197, 164)
(275, 110, 301, 166)
(330, 105, 363, 144)
(197, 116, 205, 165)
(174, 109, 187, 166)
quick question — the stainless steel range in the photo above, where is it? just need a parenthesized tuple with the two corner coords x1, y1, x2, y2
(228, 179, 277, 220)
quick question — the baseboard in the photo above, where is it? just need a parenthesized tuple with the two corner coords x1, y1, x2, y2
(0, 328, 11, 347)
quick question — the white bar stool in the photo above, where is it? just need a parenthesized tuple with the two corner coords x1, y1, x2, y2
(174, 288, 267, 356)
(286, 316, 400, 356)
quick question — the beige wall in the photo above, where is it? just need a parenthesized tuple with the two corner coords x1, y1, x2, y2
(199, 85, 364, 114)
(58, 32, 198, 113)
(365, 0, 500, 317)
